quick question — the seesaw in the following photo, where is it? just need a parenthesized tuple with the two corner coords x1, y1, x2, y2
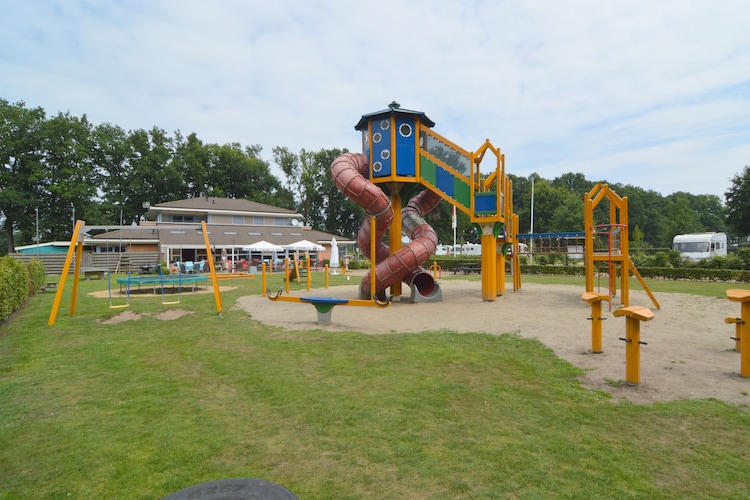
(266, 289, 391, 324)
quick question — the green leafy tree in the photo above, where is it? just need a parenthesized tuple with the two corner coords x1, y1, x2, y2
(39, 111, 97, 240)
(0, 100, 46, 252)
(725, 165, 750, 237)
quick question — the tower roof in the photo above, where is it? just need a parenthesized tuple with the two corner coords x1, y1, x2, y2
(354, 101, 435, 131)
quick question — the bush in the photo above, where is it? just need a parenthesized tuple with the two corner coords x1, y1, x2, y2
(26, 258, 46, 295)
(0, 256, 31, 322)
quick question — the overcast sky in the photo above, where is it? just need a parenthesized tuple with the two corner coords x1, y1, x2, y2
(2, 1, 748, 199)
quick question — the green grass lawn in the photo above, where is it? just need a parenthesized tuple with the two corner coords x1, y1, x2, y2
(1, 273, 749, 498)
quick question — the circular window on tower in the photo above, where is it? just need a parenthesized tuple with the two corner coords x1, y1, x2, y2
(372, 132, 382, 143)
(399, 123, 413, 138)
(381, 149, 390, 160)
(373, 161, 383, 173)
(380, 119, 390, 131)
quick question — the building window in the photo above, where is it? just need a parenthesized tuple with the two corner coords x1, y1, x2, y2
(232, 215, 244, 225)
(172, 215, 196, 223)
(253, 216, 264, 225)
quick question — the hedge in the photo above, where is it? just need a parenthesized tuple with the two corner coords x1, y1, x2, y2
(0, 257, 47, 323)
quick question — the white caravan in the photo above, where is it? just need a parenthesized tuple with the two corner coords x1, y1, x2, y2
(672, 232, 727, 262)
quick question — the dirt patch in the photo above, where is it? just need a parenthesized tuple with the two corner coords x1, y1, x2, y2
(99, 309, 196, 323)
(236, 280, 750, 406)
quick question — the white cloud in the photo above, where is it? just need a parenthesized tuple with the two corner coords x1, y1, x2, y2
(1, 0, 748, 197)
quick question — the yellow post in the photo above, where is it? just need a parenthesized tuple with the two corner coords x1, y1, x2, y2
(48, 220, 85, 325)
(613, 306, 654, 384)
(70, 239, 83, 315)
(389, 186, 402, 298)
(261, 262, 267, 295)
(726, 289, 750, 377)
(480, 225, 497, 301)
(370, 216, 377, 300)
(305, 254, 311, 291)
(284, 258, 290, 294)
(325, 264, 329, 288)
(581, 292, 610, 353)
(201, 221, 223, 314)
(724, 317, 743, 352)
(495, 251, 505, 297)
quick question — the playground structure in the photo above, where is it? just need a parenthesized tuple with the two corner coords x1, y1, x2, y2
(48, 221, 224, 325)
(584, 182, 659, 309)
(332, 102, 521, 302)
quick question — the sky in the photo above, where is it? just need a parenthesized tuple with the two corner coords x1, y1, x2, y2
(2, 0, 749, 199)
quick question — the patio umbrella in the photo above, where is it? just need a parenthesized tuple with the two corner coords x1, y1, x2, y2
(245, 240, 284, 252)
(284, 240, 325, 252)
(329, 237, 340, 273)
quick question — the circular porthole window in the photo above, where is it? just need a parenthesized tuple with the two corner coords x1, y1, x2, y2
(372, 132, 382, 143)
(399, 123, 413, 138)
(373, 161, 383, 172)
(381, 149, 390, 160)
(380, 119, 390, 131)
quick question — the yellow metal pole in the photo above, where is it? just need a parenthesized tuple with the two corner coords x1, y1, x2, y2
(370, 215, 376, 301)
(495, 251, 505, 297)
(201, 222, 223, 314)
(285, 258, 290, 294)
(389, 186, 402, 297)
(306, 254, 311, 291)
(48, 220, 84, 325)
(261, 262, 267, 295)
(70, 240, 83, 315)
(325, 264, 329, 288)
(742, 300, 750, 377)
(480, 226, 496, 301)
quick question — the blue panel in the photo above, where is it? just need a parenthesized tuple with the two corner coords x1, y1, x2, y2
(475, 192, 497, 214)
(395, 116, 416, 176)
(371, 118, 391, 177)
(436, 165, 454, 197)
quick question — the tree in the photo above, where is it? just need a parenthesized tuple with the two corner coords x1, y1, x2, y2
(725, 165, 750, 237)
(0, 100, 46, 252)
(39, 111, 97, 240)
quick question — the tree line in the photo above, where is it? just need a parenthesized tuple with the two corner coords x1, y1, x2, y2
(2, 99, 748, 254)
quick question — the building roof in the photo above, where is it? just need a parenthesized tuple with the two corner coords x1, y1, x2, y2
(148, 197, 298, 217)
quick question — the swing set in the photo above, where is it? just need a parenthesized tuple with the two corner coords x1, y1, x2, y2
(48, 221, 224, 325)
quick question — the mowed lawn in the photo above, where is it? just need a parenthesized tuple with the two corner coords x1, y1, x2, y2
(1, 273, 749, 499)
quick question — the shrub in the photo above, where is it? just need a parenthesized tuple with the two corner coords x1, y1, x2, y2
(26, 259, 46, 295)
(0, 256, 31, 322)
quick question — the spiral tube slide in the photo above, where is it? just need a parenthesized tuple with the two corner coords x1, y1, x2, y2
(331, 153, 441, 300)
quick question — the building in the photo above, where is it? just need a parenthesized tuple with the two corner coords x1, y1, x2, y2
(82, 197, 352, 270)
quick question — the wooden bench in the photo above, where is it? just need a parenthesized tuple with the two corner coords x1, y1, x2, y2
(81, 267, 107, 280)
(40, 281, 57, 293)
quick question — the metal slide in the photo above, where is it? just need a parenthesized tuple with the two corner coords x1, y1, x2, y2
(331, 153, 441, 301)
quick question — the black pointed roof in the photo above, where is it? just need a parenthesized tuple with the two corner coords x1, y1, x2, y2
(354, 102, 435, 131)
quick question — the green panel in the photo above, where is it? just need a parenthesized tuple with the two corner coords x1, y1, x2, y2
(454, 178, 471, 210)
(420, 155, 437, 186)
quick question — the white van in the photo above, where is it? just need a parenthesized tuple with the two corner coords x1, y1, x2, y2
(672, 232, 727, 262)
